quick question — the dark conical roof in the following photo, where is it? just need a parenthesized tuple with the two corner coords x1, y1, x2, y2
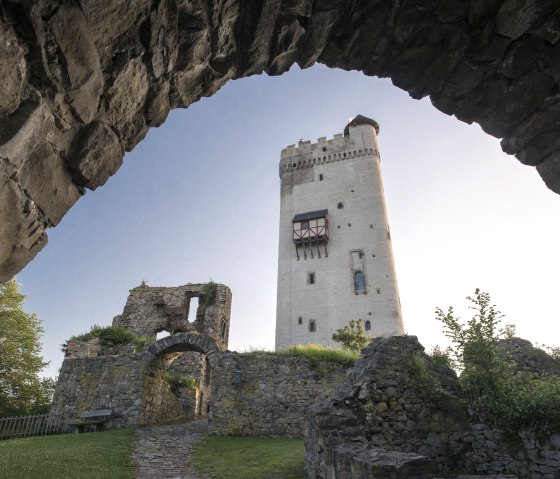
(343, 115, 380, 136)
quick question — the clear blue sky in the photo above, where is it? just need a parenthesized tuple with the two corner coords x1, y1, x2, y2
(15, 65, 560, 378)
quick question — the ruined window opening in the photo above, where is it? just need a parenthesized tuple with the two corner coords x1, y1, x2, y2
(156, 330, 171, 340)
(322, 146, 327, 152)
(308, 272, 315, 284)
(365, 320, 371, 331)
(298, 317, 303, 325)
(309, 319, 316, 332)
(187, 296, 199, 323)
(337, 202, 344, 209)
(354, 271, 366, 294)
(220, 318, 227, 341)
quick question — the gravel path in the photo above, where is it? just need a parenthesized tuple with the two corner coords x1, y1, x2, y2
(133, 419, 212, 479)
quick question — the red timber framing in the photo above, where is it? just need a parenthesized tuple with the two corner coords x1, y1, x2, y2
(292, 209, 329, 260)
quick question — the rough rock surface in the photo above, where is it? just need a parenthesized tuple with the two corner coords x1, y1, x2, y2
(2, 0, 560, 280)
(305, 335, 560, 478)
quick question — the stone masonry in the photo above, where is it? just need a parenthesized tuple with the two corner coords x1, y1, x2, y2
(2, 1, 560, 280)
(209, 352, 348, 437)
(305, 336, 560, 479)
(113, 282, 232, 349)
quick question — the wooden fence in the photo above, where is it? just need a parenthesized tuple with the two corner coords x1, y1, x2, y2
(0, 412, 63, 440)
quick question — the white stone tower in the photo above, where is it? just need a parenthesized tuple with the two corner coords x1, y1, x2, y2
(275, 115, 404, 350)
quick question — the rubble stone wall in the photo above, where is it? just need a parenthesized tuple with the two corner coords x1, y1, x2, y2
(113, 283, 232, 349)
(209, 352, 348, 437)
(305, 336, 560, 479)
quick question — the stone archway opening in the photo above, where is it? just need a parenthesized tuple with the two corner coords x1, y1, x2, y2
(140, 332, 220, 426)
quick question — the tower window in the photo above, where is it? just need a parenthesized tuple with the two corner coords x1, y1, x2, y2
(309, 320, 316, 332)
(337, 202, 344, 209)
(298, 317, 303, 325)
(365, 320, 371, 331)
(308, 272, 315, 284)
(354, 271, 366, 294)
(376, 288, 381, 294)
(319, 174, 324, 181)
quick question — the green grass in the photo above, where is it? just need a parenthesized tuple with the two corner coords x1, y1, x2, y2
(280, 344, 358, 368)
(192, 436, 307, 479)
(0, 429, 135, 479)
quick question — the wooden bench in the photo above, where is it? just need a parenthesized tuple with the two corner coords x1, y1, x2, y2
(67, 409, 113, 433)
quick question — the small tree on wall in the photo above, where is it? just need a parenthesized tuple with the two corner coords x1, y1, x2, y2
(332, 320, 372, 354)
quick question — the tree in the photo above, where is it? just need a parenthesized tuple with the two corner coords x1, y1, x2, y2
(332, 319, 372, 354)
(0, 279, 52, 416)
(435, 288, 515, 399)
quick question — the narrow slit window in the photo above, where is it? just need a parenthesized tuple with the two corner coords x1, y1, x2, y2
(319, 174, 324, 181)
(308, 272, 315, 284)
(365, 320, 371, 331)
(309, 319, 316, 332)
(298, 317, 303, 325)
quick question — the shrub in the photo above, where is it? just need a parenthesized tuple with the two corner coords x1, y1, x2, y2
(62, 326, 152, 352)
(201, 279, 218, 305)
(429, 345, 454, 369)
(435, 289, 560, 437)
(164, 371, 199, 389)
(331, 319, 372, 353)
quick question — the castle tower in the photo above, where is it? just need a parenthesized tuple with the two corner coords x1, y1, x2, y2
(275, 115, 404, 350)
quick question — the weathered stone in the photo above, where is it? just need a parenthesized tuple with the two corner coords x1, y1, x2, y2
(0, 19, 27, 118)
(305, 335, 560, 478)
(46, 4, 104, 123)
(67, 121, 123, 190)
(2, 0, 560, 280)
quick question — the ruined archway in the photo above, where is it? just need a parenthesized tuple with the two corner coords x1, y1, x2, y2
(140, 332, 220, 425)
(1, 1, 560, 280)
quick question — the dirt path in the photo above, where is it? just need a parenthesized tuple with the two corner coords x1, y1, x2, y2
(132, 419, 213, 479)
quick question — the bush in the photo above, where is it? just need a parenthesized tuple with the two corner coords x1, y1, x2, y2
(164, 371, 199, 389)
(331, 319, 372, 354)
(201, 280, 218, 305)
(62, 326, 153, 352)
(435, 289, 560, 437)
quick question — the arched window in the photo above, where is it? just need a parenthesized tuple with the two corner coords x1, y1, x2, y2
(354, 271, 366, 293)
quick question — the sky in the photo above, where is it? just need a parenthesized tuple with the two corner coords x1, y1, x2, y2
(14, 64, 560, 379)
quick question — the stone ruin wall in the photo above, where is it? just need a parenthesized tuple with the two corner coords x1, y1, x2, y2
(305, 336, 560, 479)
(113, 283, 232, 349)
(209, 352, 348, 437)
(53, 344, 349, 435)
(53, 282, 230, 430)
(3, 0, 560, 282)
(52, 350, 150, 431)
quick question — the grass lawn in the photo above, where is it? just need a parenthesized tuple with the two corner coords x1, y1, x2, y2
(192, 436, 308, 479)
(0, 429, 135, 479)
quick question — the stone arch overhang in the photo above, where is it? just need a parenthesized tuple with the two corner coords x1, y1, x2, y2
(1, 1, 560, 280)
(145, 331, 221, 369)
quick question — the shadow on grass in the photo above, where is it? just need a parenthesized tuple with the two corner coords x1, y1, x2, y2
(193, 436, 307, 479)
